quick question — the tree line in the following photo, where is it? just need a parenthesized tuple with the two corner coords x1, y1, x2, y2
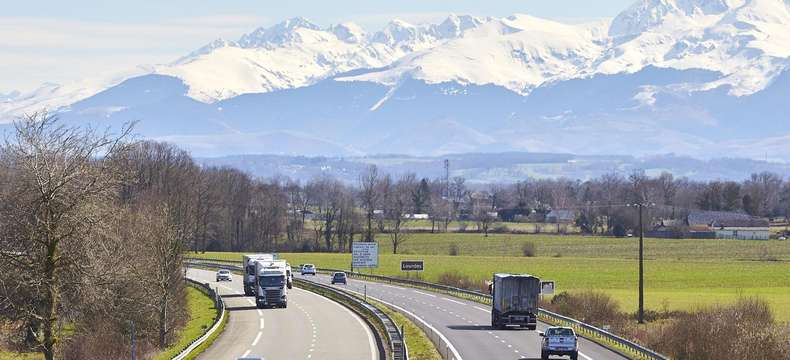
(2, 114, 789, 358)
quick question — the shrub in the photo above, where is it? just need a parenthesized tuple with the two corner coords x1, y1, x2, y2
(436, 271, 488, 293)
(645, 297, 790, 360)
(448, 242, 459, 256)
(521, 241, 537, 257)
(457, 222, 468, 232)
(547, 291, 624, 328)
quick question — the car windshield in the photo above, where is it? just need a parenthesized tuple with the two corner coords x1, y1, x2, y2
(260, 275, 285, 287)
(305, 265, 314, 268)
(547, 328, 574, 336)
(333, 273, 345, 278)
(219, 270, 229, 274)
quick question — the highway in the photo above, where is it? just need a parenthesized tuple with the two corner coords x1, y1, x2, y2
(302, 273, 629, 360)
(186, 268, 378, 360)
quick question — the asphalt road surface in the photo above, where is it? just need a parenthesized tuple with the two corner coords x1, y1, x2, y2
(186, 268, 378, 360)
(302, 272, 629, 360)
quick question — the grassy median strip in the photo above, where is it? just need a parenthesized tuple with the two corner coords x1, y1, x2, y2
(294, 279, 392, 359)
(153, 286, 220, 360)
(358, 296, 442, 360)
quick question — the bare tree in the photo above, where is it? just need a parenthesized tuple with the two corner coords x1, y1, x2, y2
(358, 165, 379, 242)
(384, 174, 417, 254)
(0, 113, 133, 360)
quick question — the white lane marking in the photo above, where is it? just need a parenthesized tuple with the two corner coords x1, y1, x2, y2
(260, 318, 265, 329)
(413, 290, 437, 298)
(247, 298, 255, 306)
(579, 352, 594, 360)
(341, 287, 464, 360)
(442, 297, 465, 305)
(474, 306, 491, 313)
(257, 309, 263, 316)
(252, 331, 262, 346)
(298, 289, 377, 360)
(241, 350, 251, 357)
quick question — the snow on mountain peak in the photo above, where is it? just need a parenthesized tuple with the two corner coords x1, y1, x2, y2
(609, 0, 734, 37)
(331, 22, 366, 43)
(436, 14, 485, 38)
(238, 17, 321, 48)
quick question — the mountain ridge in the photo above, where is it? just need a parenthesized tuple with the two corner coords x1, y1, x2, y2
(1, 0, 789, 161)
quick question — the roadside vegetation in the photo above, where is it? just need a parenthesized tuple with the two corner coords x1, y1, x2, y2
(0, 114, 199, 359)
(153, 287, 218, 360)
(365, 298, 442, 360)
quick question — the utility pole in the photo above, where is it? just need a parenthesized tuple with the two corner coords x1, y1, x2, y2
(628, 202, 653, 324)
(638, 203, 644, 325)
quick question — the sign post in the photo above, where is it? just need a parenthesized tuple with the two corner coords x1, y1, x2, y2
(400, 260, 424, 272)
(352, 242, 379, 269)
(540, 280, 555, 295)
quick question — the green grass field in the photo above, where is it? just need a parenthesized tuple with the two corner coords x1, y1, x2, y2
(191, 233, 790, 321)
(153, 286, 218, 360)
(402, 220, 580, 233)
(372, 232, 790, 261)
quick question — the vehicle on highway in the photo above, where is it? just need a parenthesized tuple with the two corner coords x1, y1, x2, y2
(255, 260, 288, 308)
(489, 273, 540, 330)
(540, 327, 579, 360)
(331, 272, 347, 285)
(301, 263, 316, 276)
(216, 269, 232, 282)
(243, 254, 277, 296)
(285, 263, 293, 289)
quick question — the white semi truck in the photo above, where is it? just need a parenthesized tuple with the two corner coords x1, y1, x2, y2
(243, 254, 277, 296)
(254, 259, 288, 308)
(490, 273, 541, 330)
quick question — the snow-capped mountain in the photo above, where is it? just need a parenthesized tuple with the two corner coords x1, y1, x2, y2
(2, 0, 790, 161)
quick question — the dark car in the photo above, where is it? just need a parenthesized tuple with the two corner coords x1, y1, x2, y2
(331, 272, 347, 285)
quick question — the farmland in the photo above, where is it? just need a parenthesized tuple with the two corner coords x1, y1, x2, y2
(191, 233, 790, 321)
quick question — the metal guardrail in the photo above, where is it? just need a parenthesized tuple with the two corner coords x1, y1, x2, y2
(172, 278, 226, 360)
(294, 278, 407, 360)
(186, 258, 668, 360)
(185, 260, 406, 360)
(315, 267, 668, 360)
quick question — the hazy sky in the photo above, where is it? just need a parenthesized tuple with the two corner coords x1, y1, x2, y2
(1, 0, 635, 93)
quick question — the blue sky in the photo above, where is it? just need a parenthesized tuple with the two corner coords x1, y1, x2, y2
(1, 0, 635, 93)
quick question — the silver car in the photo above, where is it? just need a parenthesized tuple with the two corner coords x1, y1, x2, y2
(216, 269, 232, 282)
(540, 327, 578, 360)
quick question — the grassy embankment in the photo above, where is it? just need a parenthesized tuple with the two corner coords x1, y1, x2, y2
(153, 286, 221, 360)
(191, 233, 790, 321)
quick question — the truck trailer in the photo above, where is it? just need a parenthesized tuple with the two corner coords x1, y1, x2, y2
(243, 254, 277, 296)
(255, 260, 288, 308)
(490, 273, 540, 330)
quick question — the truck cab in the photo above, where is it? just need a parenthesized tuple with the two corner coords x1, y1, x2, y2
(255, 260, 288, 309)
(490, 273, 540, 330)
(243, 254, 276, 296)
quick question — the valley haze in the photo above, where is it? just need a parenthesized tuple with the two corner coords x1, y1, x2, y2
(2, 0, 790, 167)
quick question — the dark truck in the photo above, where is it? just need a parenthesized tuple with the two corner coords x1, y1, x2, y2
(489, 273, 540, 330)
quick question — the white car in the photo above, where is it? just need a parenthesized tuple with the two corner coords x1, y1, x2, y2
(540, 327, 578, 360)
(779, 236, 787, 240)
(216, 269, 232, 282)
(301, 264, 316, 276)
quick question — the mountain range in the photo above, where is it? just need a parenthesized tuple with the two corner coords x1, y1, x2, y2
(1, 0, 789, 161)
